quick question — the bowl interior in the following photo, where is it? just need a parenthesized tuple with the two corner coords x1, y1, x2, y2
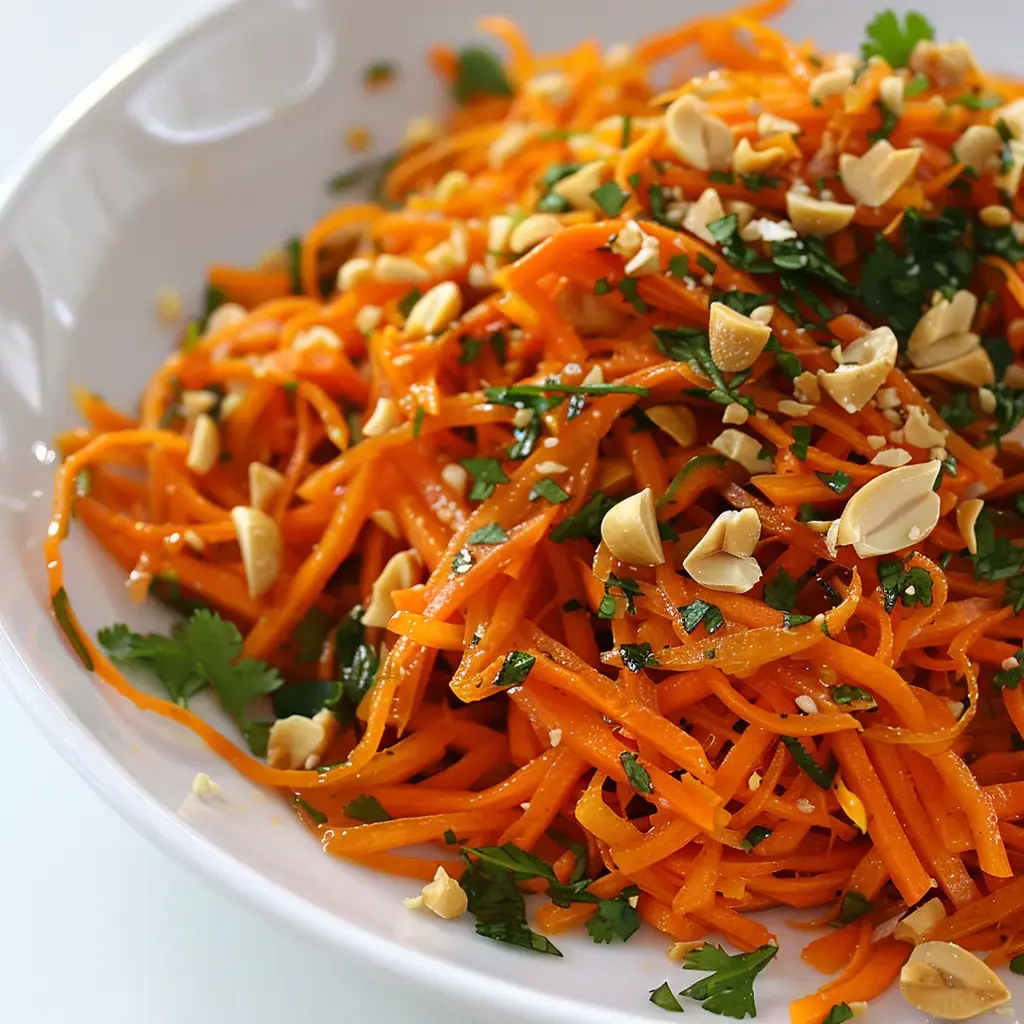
(0, 1, 1021, 1021)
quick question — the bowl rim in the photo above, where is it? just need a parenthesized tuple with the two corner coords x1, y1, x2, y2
(0, 4, 650, 1021)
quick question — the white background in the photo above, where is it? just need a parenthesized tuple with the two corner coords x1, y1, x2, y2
(0, 2, 453, 1020)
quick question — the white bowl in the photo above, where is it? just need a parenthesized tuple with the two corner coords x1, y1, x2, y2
(1, 1, 1020, 1021)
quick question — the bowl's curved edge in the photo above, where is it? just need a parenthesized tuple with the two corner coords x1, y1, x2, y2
(0, 5, 649, 1022)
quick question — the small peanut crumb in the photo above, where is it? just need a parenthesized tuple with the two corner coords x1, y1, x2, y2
(549, 728, 563, 747)
(156, 288, 182, 325)
(796, 798, 815, 814)
(346, 125, 373, 152)
(795, 695, 819, 715)
(747, 772, 762, 791)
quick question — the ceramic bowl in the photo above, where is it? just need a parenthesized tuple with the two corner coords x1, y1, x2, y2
(0, 1, 1019, 1020)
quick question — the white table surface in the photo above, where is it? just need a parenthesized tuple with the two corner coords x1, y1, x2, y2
(0, 3, 454, 1020)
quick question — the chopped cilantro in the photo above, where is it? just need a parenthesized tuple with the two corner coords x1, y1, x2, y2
(741, 826, 772, 852)
(444, 828, 458, 845)
(591, 181, 630, 217)
(869, 101, 900, 142)
(54, 587, 93, 671)
(993, 649, 1024, 690)
(831, 684, 876, 707)
(816, 470, 851, 494)
(98, 609, 282, 754)
(860, 10, 935, 67)
(468, 523, 509, 545)
(530, 477, 571, 504)
(284, 236, 303, 295)
(680, 943, 778, 1019)
(618, 277, 648, 313)
(600, 574, 643, 617)
(344, 794, 392, 823)
(494, 650, 536, 687)
(823, 1003, 854, 1024)
(836, 891, 873, 924)
(904, 73, 930, 97)
(790, 425, 811, 460)
(452, 47, 513, 104)
(586, 889, 642, 944)
(781, 735, 837, 790)
(679, 598, 725, 635)
(668, 254, 691, 281)
(550, 491, 617, 542)
(294, 797, 327, 823)
(696, 252, 717, 275)
(562, 598, 584, 613)
(271, 679, 342, 719)
(739, 172, 782, 192)
(655, 327, 755, 413)
(649, 983, 685, 1013)
(459, 851, 562, 957)
(620, 751, 654, 794)
(764, 568, 801, 612)
(397, 287, 422, 318)
(860, 208, 975, 342)
(619, 642, 660, 673)
(1010, 954, 1024, 975)
(461, 456, 510, 500)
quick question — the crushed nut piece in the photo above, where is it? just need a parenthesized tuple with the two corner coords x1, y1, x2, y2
(664, 94, 734, 170)
(836, 460, 942, 557)
(363, 550, 423, 628)
(600, 487, 665, 567)
(900, 941, 1009, 1020)
(682, 508, 762, 594)
(839, 140, 921, 207)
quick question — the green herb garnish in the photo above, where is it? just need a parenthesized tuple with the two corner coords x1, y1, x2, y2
(452, 47, 513, 104)
(461, 456, 510, 501)
(679, 598, 725, 635)
(680, 943, 778, 1019)
(468, 523, 509, 545)
(494, 651, 536, 687)
(344, 794, 392, 823)
(860, 10, 934, 67)
(620, 751, 654, 794)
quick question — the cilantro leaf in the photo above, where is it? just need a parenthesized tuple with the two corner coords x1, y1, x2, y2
(530, 477, 571, 504)
(464, 843, 558, 882)
(550, 491, 617, 542)
(452, 47, 513, 104)
(831, 684, 876, 708)
(619, 642, 660, 673)
(824, 1003, 854, 1024)
(586, 892, 641, 944)
(271, 679, 343, 719)
(344, 794, 392, 823)
(741, 826, 772, 852)
(993, 650, 1024, 690)
(461, 456, 510, 501)
(877, 561, 934, 613)
(494, 650, 536, 687)
(620, 751, 654, 794)
(468, 522, 509, 544)
(53, 587, 94, 671)
(459, 849, 562, 956)
(602, 574, 643, 616)
(679, 598, 726, 635)
(1010, 954, 1024, 975)
(836, 891, 873, 924)
(650, 983, 685, 1012)
(655, 326, 755, 413)
(781, 735, 837, 790)
(790, 425, 811, 461)
(294, 797, 327, 823)
(99, 609, 282, 752)
(591, 181, 630, 217)
(681, 942, 778, 1019)
(860, 10, 935, 67)
(764, 568, 801, 613)
(816, 470, 851, 494)
(860, 208, 975, 342)
(292, 606, 333, 662)
(334, 607, 381, 723)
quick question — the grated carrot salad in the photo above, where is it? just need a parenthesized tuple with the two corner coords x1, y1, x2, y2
(45, 2, 1024, 1019)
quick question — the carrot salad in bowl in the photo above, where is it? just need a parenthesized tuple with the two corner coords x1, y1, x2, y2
(46, 1, 1024, 1019)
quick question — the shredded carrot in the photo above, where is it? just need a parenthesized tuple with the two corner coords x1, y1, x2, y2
(44, 3, 1024, 1018)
